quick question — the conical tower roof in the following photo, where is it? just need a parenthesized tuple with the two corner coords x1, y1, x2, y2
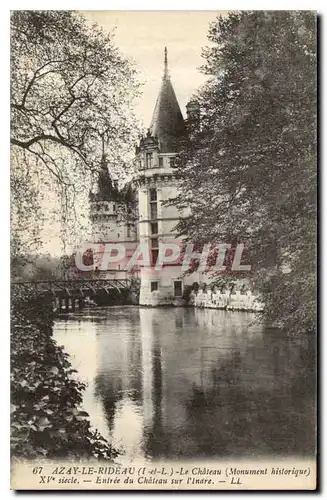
(90, 155, 120, 202)
(149, 48, 186, 153)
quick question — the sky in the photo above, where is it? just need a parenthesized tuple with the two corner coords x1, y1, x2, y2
(82, 11, 227, 126)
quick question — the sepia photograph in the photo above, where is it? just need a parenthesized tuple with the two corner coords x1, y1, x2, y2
(10, 9, 317, 490)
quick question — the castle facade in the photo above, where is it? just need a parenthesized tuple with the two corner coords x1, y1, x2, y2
(90, 49, 262, 311)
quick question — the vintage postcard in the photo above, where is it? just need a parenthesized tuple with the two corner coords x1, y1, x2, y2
(10, 10, 317, 490)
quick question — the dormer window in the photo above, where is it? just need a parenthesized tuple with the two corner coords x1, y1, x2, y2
(146, 152, 153, 168)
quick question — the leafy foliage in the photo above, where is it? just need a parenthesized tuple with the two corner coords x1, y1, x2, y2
(11, 10, 140, 256)
(11, 287, 119, 460)
(173, 11, 316, 335)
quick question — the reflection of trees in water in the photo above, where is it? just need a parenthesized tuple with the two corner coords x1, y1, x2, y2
(94, 371, 143, 436)
(94, 374, 123, 433)
(185, 334, 316, 458)
(89, 308, 315, 460)
(93, 328, 143, 435)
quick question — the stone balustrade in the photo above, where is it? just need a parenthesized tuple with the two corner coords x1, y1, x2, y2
(190, 289, 264, 312)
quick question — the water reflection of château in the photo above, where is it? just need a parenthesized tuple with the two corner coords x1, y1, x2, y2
(93, 308, 316, 460)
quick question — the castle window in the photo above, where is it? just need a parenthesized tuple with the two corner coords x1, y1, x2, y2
(151, 281, 159, 292)
(127, 225, 131, 238)
(146, 152, 153, 168)
(149, 188, 157, 219)
(159, 157, 163, 167)
(174, 280, 183, 297)
(149, 188, 157, 202)
(169, 157, 176, 167)
(151, 238, 159, 249)
(151, 222, 158, 235)
(150, 204, 158, 220)
(151, 250, 159, 267)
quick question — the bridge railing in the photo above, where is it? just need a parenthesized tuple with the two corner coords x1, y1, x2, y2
(11, 277, 141, 312)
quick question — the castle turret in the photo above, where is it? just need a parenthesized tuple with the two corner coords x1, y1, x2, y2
(90, 158, 138, 278)
(149, 47, 186, 153)
(135, 48, 191, 305)
(89, 159, 122, 242)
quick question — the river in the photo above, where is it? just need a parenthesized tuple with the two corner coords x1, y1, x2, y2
(54, 306, 316, 461)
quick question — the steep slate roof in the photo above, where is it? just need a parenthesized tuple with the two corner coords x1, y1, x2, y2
(149, 48, 186, 153)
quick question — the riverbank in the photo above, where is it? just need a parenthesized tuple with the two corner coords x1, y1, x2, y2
(11, 286, 118, 460)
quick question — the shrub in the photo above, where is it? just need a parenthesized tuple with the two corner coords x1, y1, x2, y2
(11, 285, 118, 460)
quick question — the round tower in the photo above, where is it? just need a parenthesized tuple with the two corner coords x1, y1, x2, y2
(135, 48, 190, 305)
(90, 159, 138, 278)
